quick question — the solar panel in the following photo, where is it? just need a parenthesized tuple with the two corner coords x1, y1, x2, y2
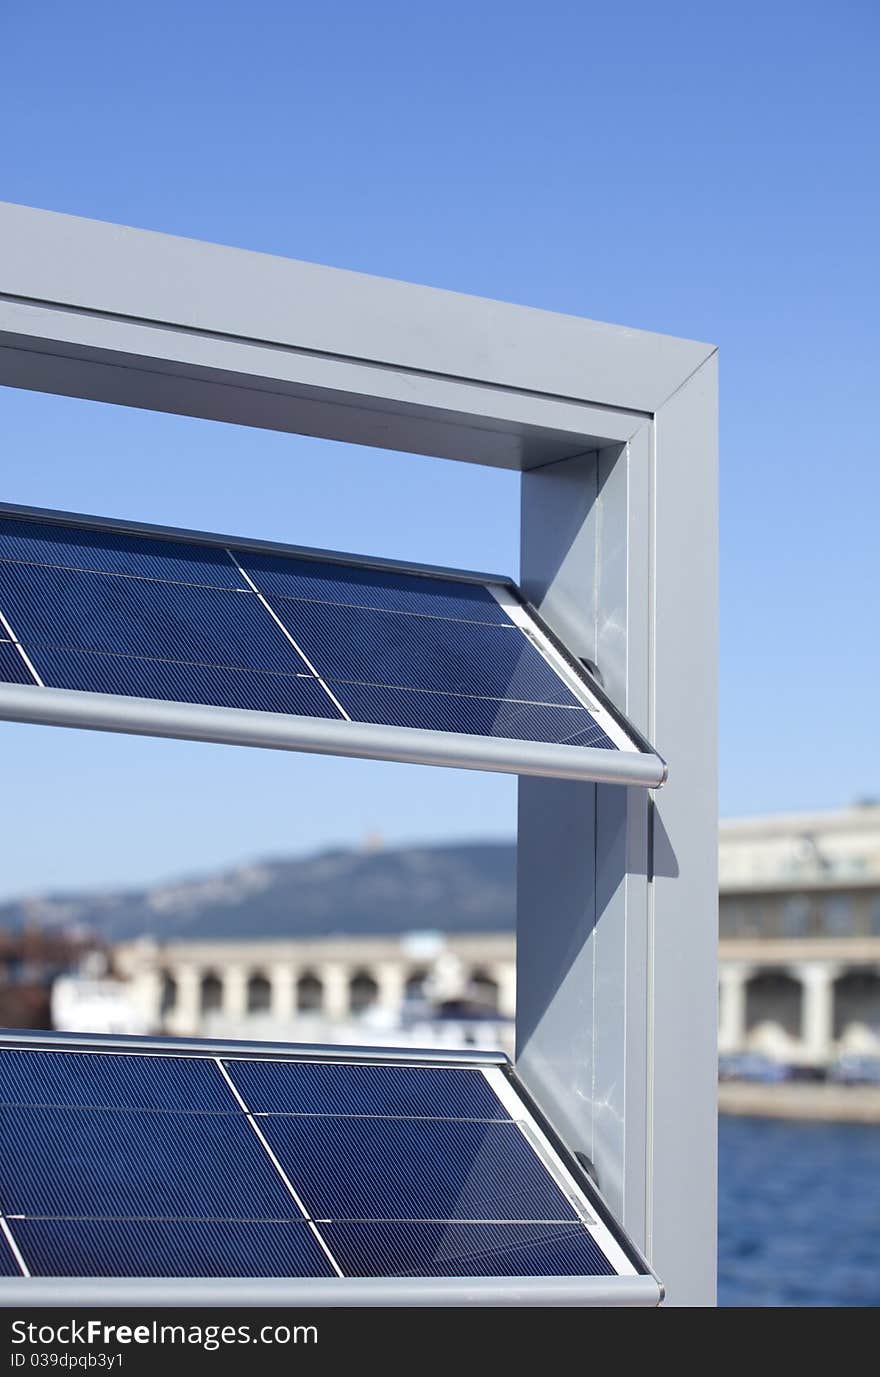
(0, 1039, 639, 1285)
(0, 506, 664, 787)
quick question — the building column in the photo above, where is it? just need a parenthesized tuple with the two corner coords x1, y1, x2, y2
(223, 964, 249, 1020)
(320, 963, 350, 1020)
(270, 963, 296, 1021)
(126, 968, 163, 1030)
(492, 963, 516, 1019)
(718, 964, 751, 1054)
(375, 961, 405, 1015)
(172, 964, 201, 1034)
(798, 962, 839, 1065)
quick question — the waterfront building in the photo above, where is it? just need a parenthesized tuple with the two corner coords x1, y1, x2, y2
(114, 931, 516, 1056)
(719, 804, 880, 1065)
(107, 805, 880, 1068)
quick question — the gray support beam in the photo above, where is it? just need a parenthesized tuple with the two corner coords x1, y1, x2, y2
(0, 202, 711, 411)
(0, 202, 710, 469)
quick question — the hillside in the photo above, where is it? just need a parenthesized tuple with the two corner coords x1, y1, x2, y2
(0, 841, 517, 941)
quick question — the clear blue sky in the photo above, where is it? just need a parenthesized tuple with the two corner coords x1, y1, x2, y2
(0, 1, 877, 899)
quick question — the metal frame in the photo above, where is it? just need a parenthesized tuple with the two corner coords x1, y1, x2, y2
(0, 1027, 510, 1065)
(1, 1277, 661, 1308)
(0, 202, 718, 1305)
(0, 1029, 661, 1308)
(0, 499, 665, 787)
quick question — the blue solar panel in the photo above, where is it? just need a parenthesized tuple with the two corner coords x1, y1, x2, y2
(0, 563, 314, 676)
(0, 1106, 297, 1219)
(335, 681, 615, 747)
(0, 1049, 234, 1113)
(0, 512, 640, 773)
(239, 550, 511, 623)
(257, 1115, 578, 1222)
(0, 1045, 626, 1284)
(28, 647, 341, 718)
(223, 1059, 510, 1119)
(267, 597, 579, 705)
(321, 1220, 616, 1278)
(0, 516, 243, 589)
(12, 1218, 334, 1280)
(0, 640, 32, 685)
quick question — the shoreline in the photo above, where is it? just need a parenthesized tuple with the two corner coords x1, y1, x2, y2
(719, 1081, 880, 1124)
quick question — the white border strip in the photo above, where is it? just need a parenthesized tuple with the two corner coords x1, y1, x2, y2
(224, 550, 351, 721)
(483, 1068, 636, 1277)
(489, 585, 637, 753)
(0, 607, 43, 687)
(0, 1218, 29, 1277)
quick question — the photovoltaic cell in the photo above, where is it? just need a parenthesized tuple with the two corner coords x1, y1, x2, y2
(27, 647, 341, 719)
(0, 1106, 298, 1219)
(238, 550, 511, 623)
(267, 597, 578, 704)
(0, 1050, 235, 1113)
(0, 641, 32, 686)
(257, 1115, 578, 1223)
(321, 1220, 616, 1278)
(0, 563, 312, 676)
(12, 1218, 335, 1280)
(333, 681, 614, 748)
(0, 517, 243, 589)
(223, 1059, 510, 1120)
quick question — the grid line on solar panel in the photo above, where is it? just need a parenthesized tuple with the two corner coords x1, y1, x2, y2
(327, 680, 614, 746)
(0, 562, 326, 677)
(256, 1115, 580, 1224)
(264, 595, 581, 705)
(0, 1106, 304, 1220)
(249, 591, 515, 627)
(8, 1217, 336, 1279)
(21, 645, 343, 719)
(320, 1220, 616, 1279)
(323, 672, 591, 711)
(226, 552, 352, 723)
(7, 1217, 615, 1279)
(236, 549, 512, 624)
(0, 517, 246, 590)
(0, 557, 248, 595)
(0, 1049, 238, 1112)
(221, 1059, 511, 1120)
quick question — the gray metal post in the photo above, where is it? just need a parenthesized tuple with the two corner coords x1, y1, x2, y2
(517, 370, 718, 1306)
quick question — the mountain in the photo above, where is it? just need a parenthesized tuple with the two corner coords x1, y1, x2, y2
(0, 841, 517, 942)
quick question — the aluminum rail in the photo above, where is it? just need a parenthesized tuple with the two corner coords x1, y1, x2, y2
(0, 1028, 508, 1067)
(0, 684, 667, 787)
(0, 1275, 662, 1307)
